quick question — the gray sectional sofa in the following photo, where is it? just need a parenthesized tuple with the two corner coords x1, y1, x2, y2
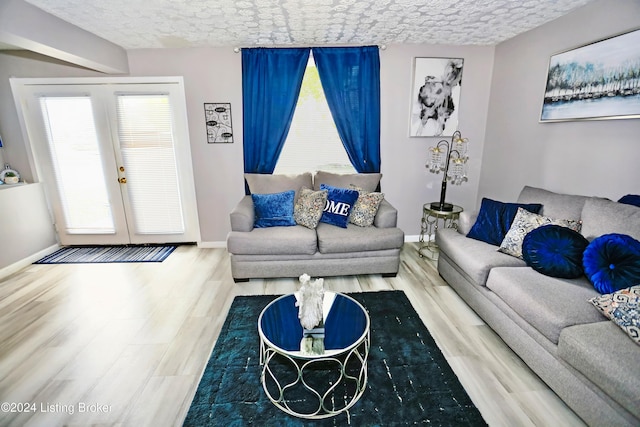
(436, 186, 640, 427)
(226, 172, 404, 282)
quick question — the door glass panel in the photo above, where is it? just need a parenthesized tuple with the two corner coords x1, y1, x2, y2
(116, 94, 185, 234)
(40, 96, 115, 234)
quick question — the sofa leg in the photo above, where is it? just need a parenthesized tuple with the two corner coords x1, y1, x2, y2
(233, 278, 250, 283)
(382, 272, 397, 278)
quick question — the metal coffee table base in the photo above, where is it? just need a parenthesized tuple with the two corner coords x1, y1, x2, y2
(259, 333, 370, 419)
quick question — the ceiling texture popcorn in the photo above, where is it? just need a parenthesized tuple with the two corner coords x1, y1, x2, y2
(24, 0, 594, 49)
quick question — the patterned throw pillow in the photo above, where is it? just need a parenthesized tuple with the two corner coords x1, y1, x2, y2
(319, 184, 359, 228)
(293, 188, 328, 229)
(349, 185, 385, 227)
(589, 286, 640, 345)
(498, 207, 581, 258)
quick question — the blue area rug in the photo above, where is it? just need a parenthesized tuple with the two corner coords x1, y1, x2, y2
(184, 290, 486, 426)
(34, 245, 176, 264)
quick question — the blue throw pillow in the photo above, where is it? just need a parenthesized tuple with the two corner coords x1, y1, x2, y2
(252, 190, 296, 228)
(319, 184, 359, 228)
(618, 194, 640, 207)
(522, 224, 589, 279)
(583, 233, 640, 294)
(466, 198, 543, 246)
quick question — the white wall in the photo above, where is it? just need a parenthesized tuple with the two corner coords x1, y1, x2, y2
(480, 0, 640, 204)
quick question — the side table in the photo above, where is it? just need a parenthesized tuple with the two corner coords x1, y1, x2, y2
(418, 203, 463, 259)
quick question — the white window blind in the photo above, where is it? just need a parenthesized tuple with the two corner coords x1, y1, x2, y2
(40, 96, 115, 234)
(274, 55, 356, 175)
(116, 94, 185, 234)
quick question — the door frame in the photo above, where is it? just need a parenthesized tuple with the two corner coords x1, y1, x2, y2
(10, 76, 201, 245)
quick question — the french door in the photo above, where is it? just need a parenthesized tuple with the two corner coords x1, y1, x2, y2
(12, 78, 200, 245)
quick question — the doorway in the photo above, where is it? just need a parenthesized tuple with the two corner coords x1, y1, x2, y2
(11, 77, 200, 246)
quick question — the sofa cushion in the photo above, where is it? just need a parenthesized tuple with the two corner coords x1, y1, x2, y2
(467, 198, 542, 246)
(226, 226, 318, 256)
(498, 207, 581, 258)
(580, 197, 640, 241)
(313, 171, 382, 192)
(319, 184, 359, 228)
(436, 228, 526, 287)
(252, 190, 296, 228)
(589, 286, 640, 345)
(316, 222, 404, 254)
(583, 233, 640, 294)
(517, 186, 588, 221)
(486, 267, 603, 344)
(522, 224, 589, 279)
(245, 173, 313, 198)
(558, 321, 640, 419)
(349, 185, 385, 227)
(293, 187, 327, 229)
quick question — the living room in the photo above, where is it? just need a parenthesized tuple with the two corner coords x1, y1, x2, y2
(0, 0, 638, 425)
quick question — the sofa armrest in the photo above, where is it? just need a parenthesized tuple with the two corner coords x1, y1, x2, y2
(230, 195, 254, 232)
(457, 210, 477, 235)
(374, 199, 398, 228)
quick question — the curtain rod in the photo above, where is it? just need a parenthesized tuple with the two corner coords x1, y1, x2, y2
(233, 44, 387, 53)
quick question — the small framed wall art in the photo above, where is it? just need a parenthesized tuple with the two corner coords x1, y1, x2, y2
(409, 57, 464, 137)
(541, 28, 640, 122)
(204, 103, 233, 143)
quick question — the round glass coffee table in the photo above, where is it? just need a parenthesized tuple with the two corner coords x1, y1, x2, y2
(258, 292, 370, 419)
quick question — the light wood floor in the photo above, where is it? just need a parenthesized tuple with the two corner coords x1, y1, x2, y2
(0, 243, 586, 427)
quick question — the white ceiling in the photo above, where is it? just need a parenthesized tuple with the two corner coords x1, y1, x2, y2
(23, 0, 594, 49)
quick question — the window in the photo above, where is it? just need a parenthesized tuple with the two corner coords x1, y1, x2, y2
(274, 54, 356, 175)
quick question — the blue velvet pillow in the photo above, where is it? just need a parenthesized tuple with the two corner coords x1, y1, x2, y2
(319, 184, 359, 228)
(618, 194, 640, 207)
(466, 198, 543, 246)
(583, 233, 640, 294)
(522, 224, 589, 279)
(252, 190, 296, 228)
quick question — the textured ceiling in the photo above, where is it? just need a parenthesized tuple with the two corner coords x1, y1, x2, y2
(25, 0, 594, 49)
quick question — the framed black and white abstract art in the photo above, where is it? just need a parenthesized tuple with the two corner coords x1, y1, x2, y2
(204, 103, 233, 143)
(409, 57, 464, 137)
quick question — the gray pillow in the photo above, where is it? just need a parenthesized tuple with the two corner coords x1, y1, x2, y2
(245, 173, 312, 198)
(313, 171, 382, 192)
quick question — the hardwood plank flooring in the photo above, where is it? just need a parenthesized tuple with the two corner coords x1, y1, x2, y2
(0, 244, 586, 426)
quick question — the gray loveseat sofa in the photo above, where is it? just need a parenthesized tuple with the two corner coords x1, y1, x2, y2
(226, 172, 404, 282)
(436, 186, 640, 427)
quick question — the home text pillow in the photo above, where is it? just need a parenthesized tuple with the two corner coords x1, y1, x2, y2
(589, 286, 640, 345)
(319, 184, 359, 228)
(522, 224, 589, 279)
(349, 185, 385, 227)
(251, 190, 296, 228)
(583, 233, 640, 294)
(466, 198, 543, 246)
(499, 207, 581, 258)
(293, 187, 328, 229)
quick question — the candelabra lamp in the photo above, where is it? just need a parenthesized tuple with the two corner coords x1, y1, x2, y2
(426, 130, 469, 212)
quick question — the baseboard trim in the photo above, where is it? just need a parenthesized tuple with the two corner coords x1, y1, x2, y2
(0, 244, 60, 280)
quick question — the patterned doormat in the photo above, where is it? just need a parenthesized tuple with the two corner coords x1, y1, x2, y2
(34, 245, 177, 264)
(184, 290, 486, 426)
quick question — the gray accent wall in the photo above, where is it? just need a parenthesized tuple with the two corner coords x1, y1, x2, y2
(479, 0, 640, 205)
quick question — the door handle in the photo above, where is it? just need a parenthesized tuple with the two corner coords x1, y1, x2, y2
(118, 177, 127, 184)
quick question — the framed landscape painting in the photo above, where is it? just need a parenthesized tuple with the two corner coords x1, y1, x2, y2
(409, 57, 464, 137)
(541, 28, 640, 122)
